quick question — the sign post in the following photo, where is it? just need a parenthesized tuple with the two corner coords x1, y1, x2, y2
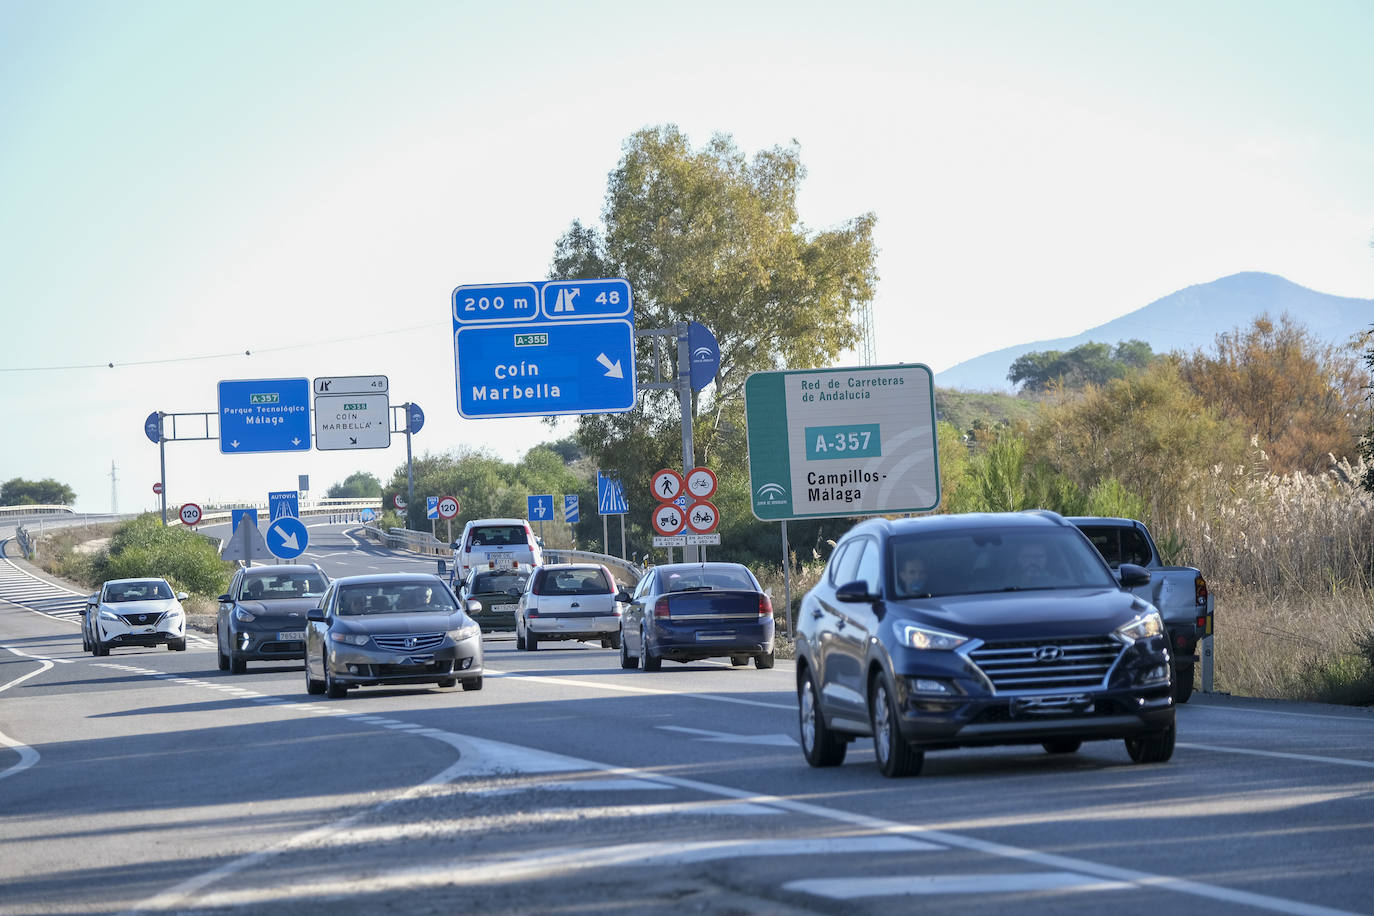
(596, 472, 629, 558)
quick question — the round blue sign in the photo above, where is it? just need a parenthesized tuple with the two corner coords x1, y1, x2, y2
(266, 516, 309, 560)
(687, 322, 720, 391)
(144, 411, 162, 444)
(408, 403, 425, 434)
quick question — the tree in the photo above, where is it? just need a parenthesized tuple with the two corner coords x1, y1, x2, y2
(327, 471, 382, 499)
(1180, 314, 1368, 474)
(1008, 340, 1156, 392)
(1, 477, 76, 506)
(549, 126, 878, 551)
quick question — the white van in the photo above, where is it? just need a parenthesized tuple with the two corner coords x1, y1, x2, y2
(453, 518, 543, 582)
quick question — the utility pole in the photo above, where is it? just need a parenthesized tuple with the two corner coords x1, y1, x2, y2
(110, 460, 118, 515)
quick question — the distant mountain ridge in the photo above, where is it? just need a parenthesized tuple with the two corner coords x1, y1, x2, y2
(934, 272, 1372, 392)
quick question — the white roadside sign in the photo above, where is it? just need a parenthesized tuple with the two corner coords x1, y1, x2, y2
(314, 393, 391, 450)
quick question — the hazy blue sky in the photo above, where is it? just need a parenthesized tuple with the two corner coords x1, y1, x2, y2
(3, 0, 1371, 513)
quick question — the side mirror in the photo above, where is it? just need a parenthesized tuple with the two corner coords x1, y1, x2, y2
(450, 541, 461, 550)
(87, 593, 99, 607)
(176, 592, 189, 601)
(1118, 563, 1151, 588)
(835, 580, 877, 603)
(217, 593, 231, 603)
(615, 589, 632, 603)
(306, 608, 327, 623)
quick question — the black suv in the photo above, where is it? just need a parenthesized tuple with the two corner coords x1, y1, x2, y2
(217, 564, 330, 673)
(796, 511, 1175, 777)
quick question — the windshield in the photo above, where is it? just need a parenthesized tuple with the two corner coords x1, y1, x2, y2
(337, 583, 458, 616)
(534, 567, 611, 596)
(468, 526, 527, 548)
(889, 528, 1117, 598)
(243, 572, 328, 599)
(471, 571, 528, 594)
(106, 581, 173, 602)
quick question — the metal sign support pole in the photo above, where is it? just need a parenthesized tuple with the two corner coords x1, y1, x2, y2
(676, 322, 699, 564)
(405, 403, 415, 512)
(781, 520, 791, 638)
(620, 515, 626, 559)
(158, 432, 167, 526)
(603, 514, 609, 556)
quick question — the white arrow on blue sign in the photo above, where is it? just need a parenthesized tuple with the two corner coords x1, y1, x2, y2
(527, 494, 554, 521)
(266, 516, 309, 560)
(563, 495, 579, 524)
(452, 279, 636, 420)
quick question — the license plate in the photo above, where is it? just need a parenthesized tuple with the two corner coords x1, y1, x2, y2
(278, 630, 306, 641)
(487, 552, 514, 560)
(493, 604, 518, 613)
(695, 632, 735, 641)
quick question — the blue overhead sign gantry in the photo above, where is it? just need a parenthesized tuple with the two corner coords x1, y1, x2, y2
(218, 378, 311, 453)
(452, 279, 636, 420)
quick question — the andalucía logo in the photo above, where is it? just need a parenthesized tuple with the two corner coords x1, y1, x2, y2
(755, 482, 788, 506)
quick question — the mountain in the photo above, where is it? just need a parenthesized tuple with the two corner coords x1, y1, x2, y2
(934, 272, 1372, 392)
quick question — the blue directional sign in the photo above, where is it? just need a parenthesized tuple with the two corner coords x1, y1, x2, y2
(454, 319, 636, 419)
(563, 495, 579, 524)
(144, 411, 162, 444)
(266, 516, 309, 560)
(218, 378, 311, 454)
(597, 472, 629, 515)
(426, 496, 439, 520)
(360, 507, 376, 522)
(268, 490, 299, 521)
(452, 278, 636, 420)
(527, 494, 554, 521)
(230, 508, 259, 534)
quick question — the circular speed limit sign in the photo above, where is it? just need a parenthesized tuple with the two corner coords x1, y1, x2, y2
(179, 502, 203, 526)
(393, 494, 407, 509)
(651, 503, 686, 536)
(437, 496, 460, 519)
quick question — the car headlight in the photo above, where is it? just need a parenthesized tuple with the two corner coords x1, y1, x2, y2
(98, 609, 119, 621)
(160, 607, 184, 620)
(330, 632, 371, 647)
(449, 623, 480, 642)
(1116, 611, 1164, 643)
(900, 623, 969, 651)
(234, 607, 256, 623)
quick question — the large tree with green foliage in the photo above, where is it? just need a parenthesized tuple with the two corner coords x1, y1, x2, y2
(327, 471, 382, 499)
(548, 126, 878, 560)
(1008, 340, 1155, 392)
(1, 477, 76, 506)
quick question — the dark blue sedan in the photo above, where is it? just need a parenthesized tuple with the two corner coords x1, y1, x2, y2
(617, 562, 775, 671)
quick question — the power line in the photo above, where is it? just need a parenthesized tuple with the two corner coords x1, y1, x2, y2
(0, 321, 444, 372)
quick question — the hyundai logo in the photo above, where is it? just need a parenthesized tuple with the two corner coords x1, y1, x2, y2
(1034, 645, 1063, 663)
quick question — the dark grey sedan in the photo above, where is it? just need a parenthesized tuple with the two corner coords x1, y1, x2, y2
(304, 573, 484, 698)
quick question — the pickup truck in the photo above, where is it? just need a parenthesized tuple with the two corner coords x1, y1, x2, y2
(1067, 517, 1214, 703)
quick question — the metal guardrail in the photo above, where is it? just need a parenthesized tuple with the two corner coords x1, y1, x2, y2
(168, 498, 383, 527)
(0, 505, 76, 520)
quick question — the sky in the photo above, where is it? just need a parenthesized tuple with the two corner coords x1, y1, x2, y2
(2, 0, 1372, 514)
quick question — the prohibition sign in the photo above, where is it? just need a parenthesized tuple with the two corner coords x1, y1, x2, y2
(652, 503, 686, 536)
(685, 499, 720, 534)
(651, 468, 684, 503)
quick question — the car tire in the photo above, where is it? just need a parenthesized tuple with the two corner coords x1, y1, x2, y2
(229, 648, 247, 675)
(619, 630, 637, 669)
(305, 659, 326, 695)
(754, 651, 775, 670)
(324, 654, 348, 699)
(1042, 738, 1083, 754)
(515, 626, 526, 651)
(169, 638, 187, 652)
(526, 632, 538, 651)
(607, 632, 622, 650)
(730, 655, 748, 666)
(639, 626, 661, 671)
(1125, 723, 1176, 764)
(1173, 663, 1195, 703)
(798, 668, 847, 768)
(870, 676, 923, 777)
(461, 676, 483, 691)
(81, 623, 91, 653)
(93, 635, 109, 657)
(437, 678, 457, 688)
(216, 637, 229, 671)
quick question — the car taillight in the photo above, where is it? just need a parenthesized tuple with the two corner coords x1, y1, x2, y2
(654, 597, 671, 618)
(759, 593, 773, 617)
(1195, 575, 1208, 607)
(528, 608, 539, 617)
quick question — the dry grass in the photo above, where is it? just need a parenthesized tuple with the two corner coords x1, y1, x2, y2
(1162, 453, 1374, 702)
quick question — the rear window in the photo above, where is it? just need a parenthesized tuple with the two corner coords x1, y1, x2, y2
(534, 568, 611, 596)
(1076, 526, 1153, 568)
(467, 526, 528, 548)
(471, 571, 529, 594)
(663, 567, 757, 592)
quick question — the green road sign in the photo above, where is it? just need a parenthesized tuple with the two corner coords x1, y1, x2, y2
(744, 364, 940, 521)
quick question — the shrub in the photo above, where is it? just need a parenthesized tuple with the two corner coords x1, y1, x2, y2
(92, 514, 232, 597)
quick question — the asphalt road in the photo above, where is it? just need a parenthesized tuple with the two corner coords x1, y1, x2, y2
(3, 525, 1373, 915)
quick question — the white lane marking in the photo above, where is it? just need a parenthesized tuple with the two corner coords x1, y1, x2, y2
(0, 646, 52, 782)
(470, 778, 676, 794)
(658, 725, 798, 747)
(1188, 702, 1374, 725)
(1179, 742, 1374, 770)
(112, 670, 1364, 916)
(0, 643, 73, 664)
(787, 872, 1135, 898)
(483, 666, 793, 711)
